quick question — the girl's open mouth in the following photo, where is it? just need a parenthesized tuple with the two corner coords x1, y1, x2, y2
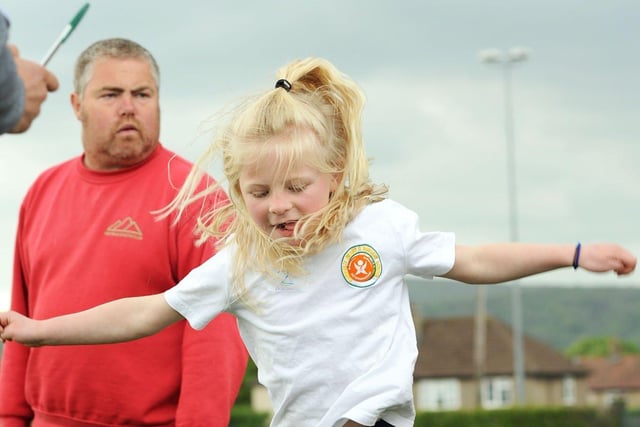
(276, 221, 296, 231)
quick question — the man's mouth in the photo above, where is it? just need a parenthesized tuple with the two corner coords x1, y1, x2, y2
(117, 124, 138, 133)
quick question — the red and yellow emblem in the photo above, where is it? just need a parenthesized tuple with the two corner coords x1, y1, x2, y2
(341, 244, 382, 288)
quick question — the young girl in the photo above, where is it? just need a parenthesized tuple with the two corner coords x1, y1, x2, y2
(0, 57, 636, 427)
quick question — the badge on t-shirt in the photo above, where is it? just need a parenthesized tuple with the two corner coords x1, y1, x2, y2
(340, 244, 382, 288)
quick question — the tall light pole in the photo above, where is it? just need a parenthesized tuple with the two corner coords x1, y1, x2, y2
(479, 46, 529, 406)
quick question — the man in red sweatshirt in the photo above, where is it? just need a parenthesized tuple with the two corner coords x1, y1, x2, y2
(0, 38, 248, 427)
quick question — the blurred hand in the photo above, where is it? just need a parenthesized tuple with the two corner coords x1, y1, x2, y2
(8, 44, 59, 133)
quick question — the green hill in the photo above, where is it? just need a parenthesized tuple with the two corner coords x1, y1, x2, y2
(407, 277, 640, 351)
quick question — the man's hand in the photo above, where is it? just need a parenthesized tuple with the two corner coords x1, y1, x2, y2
(9, 44, 59, 133)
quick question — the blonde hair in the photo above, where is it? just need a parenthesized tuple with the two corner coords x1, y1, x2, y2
(166, 57, 387, 298)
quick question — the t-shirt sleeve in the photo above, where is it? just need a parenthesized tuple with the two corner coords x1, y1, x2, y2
(393, 201, 455, 278)
(165, 248, 233, 330)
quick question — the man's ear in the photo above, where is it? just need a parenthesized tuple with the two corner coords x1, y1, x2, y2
(70, 92, 82, 120)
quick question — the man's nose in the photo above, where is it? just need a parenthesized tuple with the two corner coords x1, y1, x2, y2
(118, 94, 135, 116)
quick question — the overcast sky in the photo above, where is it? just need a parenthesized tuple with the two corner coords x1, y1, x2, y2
(1, 0, 638, 310)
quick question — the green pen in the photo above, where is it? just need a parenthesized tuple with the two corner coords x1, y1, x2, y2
(40, 3, 90, 66)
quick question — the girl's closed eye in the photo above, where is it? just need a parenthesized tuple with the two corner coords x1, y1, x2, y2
(287, 179, 310, 193)
(245, 184, 270, 198)
(289, 183, 307, 193)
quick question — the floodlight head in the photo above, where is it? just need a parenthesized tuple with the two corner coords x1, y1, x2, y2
(507, 47, 529, 63)
(479, 48, 503, 64)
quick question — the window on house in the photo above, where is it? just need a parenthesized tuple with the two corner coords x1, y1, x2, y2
(481, 376, 512, 409)
(562, 375, 576, 406)
(603, 390, 624, 408)
(415, 378, 461, 411)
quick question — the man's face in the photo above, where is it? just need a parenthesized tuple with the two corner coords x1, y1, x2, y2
(71, 57, 160, 171)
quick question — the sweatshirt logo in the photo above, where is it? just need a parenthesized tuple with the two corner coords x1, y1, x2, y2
(105, 216, 143, 240)
(341, 244, 382, 288)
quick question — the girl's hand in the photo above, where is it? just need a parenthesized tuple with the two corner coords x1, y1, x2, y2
(0, 311, 43, 346)
(579, 243, 637, 275)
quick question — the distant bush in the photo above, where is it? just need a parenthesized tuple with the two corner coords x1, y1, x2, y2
(565, 336, 640, 357)
(230, 404, 270, 427)
(415, 407, 613, 427)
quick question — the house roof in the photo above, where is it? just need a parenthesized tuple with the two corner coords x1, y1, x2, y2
(414, 316, 588, 379)
(579, 355, 640, 391)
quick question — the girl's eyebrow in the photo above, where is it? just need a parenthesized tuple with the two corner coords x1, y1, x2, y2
(241, 181, 270, 190)
(286, 176, 312, 184)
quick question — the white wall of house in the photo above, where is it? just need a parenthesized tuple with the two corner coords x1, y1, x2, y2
(563, 376, 577, 406)
(415, 375, 586, 412)
(251, 384, 273, 414)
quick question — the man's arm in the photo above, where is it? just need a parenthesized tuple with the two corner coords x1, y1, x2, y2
(0, 14, 25, 134)
(177, 314, 248, 426)
(172, 186, 248, 426)
(0, 214, 34, 427)
(0, 13, 58, 135)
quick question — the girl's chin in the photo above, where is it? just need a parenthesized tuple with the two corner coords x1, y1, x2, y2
(279, 237, 303, 247)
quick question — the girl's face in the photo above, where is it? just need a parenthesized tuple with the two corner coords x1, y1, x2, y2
(239, 139, 337, 245)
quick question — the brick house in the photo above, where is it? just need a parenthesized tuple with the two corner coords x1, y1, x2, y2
(413, 316, 589, 411)
(579, 355, 640, 409)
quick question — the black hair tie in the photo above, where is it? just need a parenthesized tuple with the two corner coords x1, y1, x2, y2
(275, 79, 292, 92)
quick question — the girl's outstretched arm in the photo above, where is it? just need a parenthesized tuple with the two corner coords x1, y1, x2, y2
(0, 293, 182, 347)
(442, 242, 637, 284)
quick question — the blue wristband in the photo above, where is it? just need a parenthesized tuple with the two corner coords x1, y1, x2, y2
(572, 242, 581, 270)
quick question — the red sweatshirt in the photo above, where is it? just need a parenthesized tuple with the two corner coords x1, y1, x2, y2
(0, 145, 248, 427)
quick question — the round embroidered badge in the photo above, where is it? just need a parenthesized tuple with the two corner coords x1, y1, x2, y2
(341, 244, 382, 288)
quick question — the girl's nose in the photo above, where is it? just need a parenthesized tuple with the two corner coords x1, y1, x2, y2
(268, 192, 292, 215)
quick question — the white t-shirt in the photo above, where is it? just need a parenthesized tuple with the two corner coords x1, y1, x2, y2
(165, 199, 455, 427)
